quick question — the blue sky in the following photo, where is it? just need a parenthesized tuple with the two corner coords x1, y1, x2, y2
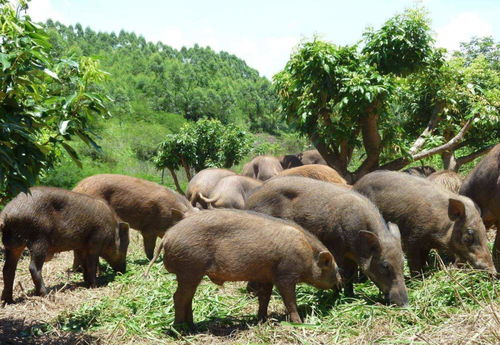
(27, 0, 499, 78)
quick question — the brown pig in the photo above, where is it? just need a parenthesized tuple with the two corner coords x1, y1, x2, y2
(354, 170, 495, 276)
(242, 155, 283, 181)
(199, 175, 262, 209)
(276, 164, 348, 185)
(0, 187, 130, 304)
(298, 150, 327, 165)
(186, 168, 236, 208)
(428, 170, 463, 193)
(246, 176, 408, 306)
(73, 174, 195, 260)
(146, 209, 341, 325)
(460, 144, 500, 270)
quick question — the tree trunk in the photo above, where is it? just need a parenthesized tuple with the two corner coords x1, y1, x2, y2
(441, 151, 458, 171)
(168, 168, 184, 194)
(180, 159, 192, 181)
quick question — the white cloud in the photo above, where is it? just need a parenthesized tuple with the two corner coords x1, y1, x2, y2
(27, 0, 66, 23)
(436, 12, 493, 52)
(150, 26, 298, 79)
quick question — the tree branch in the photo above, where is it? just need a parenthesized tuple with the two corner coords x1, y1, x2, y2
(408, 102, 444, 155)
(380, 115, 477, 172)
(456, 145, 495, 166)
(411, 117, 475, 161)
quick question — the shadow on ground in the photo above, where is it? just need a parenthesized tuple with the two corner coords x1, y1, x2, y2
(0, 317, 101, 345)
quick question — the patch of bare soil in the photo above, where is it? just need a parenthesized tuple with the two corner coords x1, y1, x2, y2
(0, 232, 146, 345)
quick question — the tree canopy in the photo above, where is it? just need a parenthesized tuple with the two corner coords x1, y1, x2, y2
(153, 118, 252, 193)
(274, 8, 499, 181)
(0, 0, 109, 200)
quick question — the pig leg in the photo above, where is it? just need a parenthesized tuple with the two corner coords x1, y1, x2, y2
(275, 280, 301, 323)
(256, 283, 273, 321)
(1, 247, 24, 304)
(493, 221, 500, 272)
(407, 247, 430, 277)
(142, 231, 157, 260)
(341, 259, 358, 297)
(72, 250, 83, 272)
(82, 253, 99, 288)
(173, 276, 201, 326)
(29, 249, 48, 296)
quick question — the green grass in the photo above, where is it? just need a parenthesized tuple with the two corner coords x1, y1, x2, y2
(36, 242, 499, 344)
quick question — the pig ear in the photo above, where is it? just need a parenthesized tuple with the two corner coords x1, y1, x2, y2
(118, 222, 130, 246)
(448, 198, 466, 221)
(318, 251, 334, 269)
(357, 231, 382, 258)
(387, 222, 401, 241)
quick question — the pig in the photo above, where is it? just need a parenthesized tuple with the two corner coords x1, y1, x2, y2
(403, 166, 436, 177)
(185, 168, 236, 208)
(73, 174, 195, 260)
(298, 150, 327, 165)
(279, 154, 303, 169)
(460, 144, 500, 269)
(428, 170, 463, 194)
(276, 164, 348, 185)
(246, 176, 408, 306)
(354, 170, 495, 276)
(0, 187, 130, 304)
(146, 209, 342, 325)
(242, 155, 283, 181)
(198, 175, 263, 209)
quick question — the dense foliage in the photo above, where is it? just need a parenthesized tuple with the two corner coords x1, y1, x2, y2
(0, 0, 109, 200)
(43, 21, 283, 133)
(154, 118, 252, 192)
(275, 8, 499, 181)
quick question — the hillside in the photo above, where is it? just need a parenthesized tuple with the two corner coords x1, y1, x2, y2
(44, 21, 282, 133)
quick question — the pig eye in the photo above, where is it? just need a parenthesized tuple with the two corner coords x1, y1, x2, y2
(464, 229, 475, 245)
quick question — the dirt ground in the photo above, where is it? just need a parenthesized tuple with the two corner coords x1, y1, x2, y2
(1, 230, 500, 345)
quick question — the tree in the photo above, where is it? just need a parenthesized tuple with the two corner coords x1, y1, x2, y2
(0, 0, 110, 200)
(274, 8, 499, 181)
(153, 118, 252, 193)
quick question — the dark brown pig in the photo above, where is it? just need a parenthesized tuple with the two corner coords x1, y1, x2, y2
(242, 155, 283, 181)
(185, 168, 236, 208)
(73, 174, 195, 260)
(298, 150, 327, 165)
(460, 144, 500, 269)
(277, 164, 348, 185)
(403, 165, 436, 177)
(428, 170, 463, 193)
(147, 209, 341, 325)
(246, 176, 408, 306)
(354, 170, 495, 276)
(199, 175, 262, 209)
(0, 187, 129, 304)
(279, 154, 303, 169)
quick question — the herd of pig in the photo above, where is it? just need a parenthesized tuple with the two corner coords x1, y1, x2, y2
(1, 145, 499, 327)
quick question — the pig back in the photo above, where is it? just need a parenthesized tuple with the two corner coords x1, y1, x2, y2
(74, 174, 191, 231)
(354, 171, 457, 240)
(460, 144, 500, 225)
(1, 186, 117, 250)
(162, 209, 325, 278)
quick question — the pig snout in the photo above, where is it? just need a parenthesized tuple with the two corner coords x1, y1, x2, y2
(387, 284, 409, 307)
(464, 250, 497, 276)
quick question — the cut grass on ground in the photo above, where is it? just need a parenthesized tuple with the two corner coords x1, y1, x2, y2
(1, 232, 499, 345)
